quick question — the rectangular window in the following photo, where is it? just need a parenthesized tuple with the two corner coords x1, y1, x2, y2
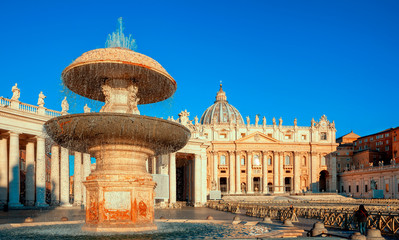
(365, 139, 368, 142)
(221, 170, 226, 173)
(268, 170, 272, 173)
(385, 146, 389, 151)
(386, 184, 389, 192)
(359, 146, 362, 150)
(386, 133, 389, 137)
(356, 185, 359, 192)
(365, 185, 368, 192)
(321, 132, 327, 140)
(349, 185, 351, 192)
(394, 136, 397, 141)
(301, 135, 307, 140)
(377, 147, 380, 151)
(354, 142, 357, 146)
(346, 152, 349, 155)
(337, 163, 341, 169)
(386, 140, 389, 144)
(241, 170, 245, 173)
(370, 137, 374, 141)
(220, 134, 226, 139)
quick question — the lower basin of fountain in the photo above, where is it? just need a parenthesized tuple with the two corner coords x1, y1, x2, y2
(0, 221, 270, 239)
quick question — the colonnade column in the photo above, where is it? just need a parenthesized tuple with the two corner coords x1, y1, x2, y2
(35, 136, 48, 207)
(273, 151, 279, 193)
(169, 152, 176, 204)
(228, 151, 235, 194)
(235, 151, 241, 194)
(0, 137, 8, 204)
(201, 153, 207, 203)
(25, 139, 35, 206)
(247, 151, 253, 193)
(8, 132, 22, 207)
(194, 154, 201, 206)
(329, 154, 337, 192)
(151, 157, 156, 174)
(60, 147, 71, 206)
(213, 152, 218, 190)
(262, 152, 268, 194)
(50, 145, 60, 205)
(82, 153, 91, 208)
(293, 152, 300, 193)
(73, 152, 82, 205)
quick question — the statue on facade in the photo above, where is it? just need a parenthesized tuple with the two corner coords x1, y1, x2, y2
(294, 118, 297, 126)
(262, 116, 266, 126)
(211, 180, 217, 191)
(61, 96, 69, 114)
(255, 115, 259, 127)
(370, 179, 376, 190)
(272, 117, 276, 126)
(84, 104, 91, 113)
(178, 110, 190, 126)
(194, 115, 199, 125)
(11, 83, 20, 101)
(246, 116, 250, 125)
(311, 118, 315, 127)
(279, 117, 283, 126)
(37, 91, 46, 107)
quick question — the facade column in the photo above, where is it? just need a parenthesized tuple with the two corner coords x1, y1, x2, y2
(82, 153, 91, 208)
(311, 153, 319, 192)
(35, 136, 48, 207)
(273, 151, 279, 193)
(169, 152, 176, 204)
(329, 153, 337, 192)
(0, 137, 8, 204)
(228, 151, 235, 194)
(280, 152, 284, 192)
(50, 145, 60, 205)
(60, 147, 71, 206)
(73, 152, 82, 205)
(235, 151, 241, 194)
(194, 154, 201, 206)
(8, 132, 22, 207)
(247, 151, 253, 193)
(262, 151, 268, 193)
(294, 152, 300, 193)
(213, 152, 218, 190)
(25, 139, 35, 206)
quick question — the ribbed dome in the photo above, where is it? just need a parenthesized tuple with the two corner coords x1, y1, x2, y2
(200, 84, 244, 125)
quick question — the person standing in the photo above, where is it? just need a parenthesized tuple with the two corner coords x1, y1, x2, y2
(354, 205, 368, 235)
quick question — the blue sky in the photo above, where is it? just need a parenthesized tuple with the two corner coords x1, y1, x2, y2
(1, 0, 398, 139)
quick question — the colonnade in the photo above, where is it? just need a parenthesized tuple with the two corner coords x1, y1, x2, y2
(0, 131, 91, 207)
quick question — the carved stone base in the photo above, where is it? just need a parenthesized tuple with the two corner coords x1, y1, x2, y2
(83, 174, 156, 232)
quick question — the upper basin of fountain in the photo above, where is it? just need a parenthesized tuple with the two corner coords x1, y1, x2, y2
(62, 47, 176, 104)
(44, 113, 190, 155)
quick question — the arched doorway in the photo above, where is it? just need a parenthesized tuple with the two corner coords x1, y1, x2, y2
(219, 177, 227, 193)
(319, 170, 329, 192)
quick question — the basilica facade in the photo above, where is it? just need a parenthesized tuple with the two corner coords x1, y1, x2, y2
(152, 85, 338, 207)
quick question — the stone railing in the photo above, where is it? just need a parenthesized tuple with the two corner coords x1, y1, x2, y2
(207, 200, 399, 236)
(339, 164, 399, 174)
(0, 97, 62, 117)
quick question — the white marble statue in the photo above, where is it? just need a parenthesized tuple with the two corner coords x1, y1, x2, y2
(255, 115, 259, 126)
(37, 91, 46, 107)
(11, 83, 20, 101)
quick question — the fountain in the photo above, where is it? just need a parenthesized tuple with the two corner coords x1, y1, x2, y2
(44, 18, 190, 232)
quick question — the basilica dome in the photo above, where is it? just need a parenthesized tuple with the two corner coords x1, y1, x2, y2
(200, 84, 244, 125)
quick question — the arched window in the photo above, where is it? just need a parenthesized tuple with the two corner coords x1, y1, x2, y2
(321, 156, 326, 166)
(268, 157, 272, 165)
(220, 155, 226, 165)
(302, 156, 306, 166)
(253, 154, 260, 166)
(241, 156, 245, 166)
(285, 155, 290, 165)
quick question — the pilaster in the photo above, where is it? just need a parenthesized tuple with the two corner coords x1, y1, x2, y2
(262, 151, 268, 193)
(169, 152, 176, 204)
(293, 151, 300, 193)
(273, 151, 279, 193)
(247, 151, 253, 193)
(194, 154, 201, 206)
(235, 151, 241, 194)
(228, 151, 235, 194)
(60, 147, 71, 206)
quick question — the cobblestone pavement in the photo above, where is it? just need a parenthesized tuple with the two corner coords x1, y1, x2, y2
(0, 207, 394, 239)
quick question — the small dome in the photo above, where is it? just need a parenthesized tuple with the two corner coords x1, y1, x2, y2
(200, 84, 244, 125)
